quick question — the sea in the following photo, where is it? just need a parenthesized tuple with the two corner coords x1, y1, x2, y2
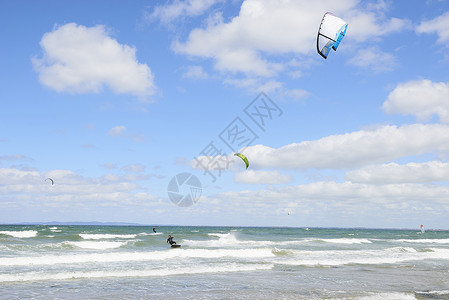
(0, 225, 449, 300)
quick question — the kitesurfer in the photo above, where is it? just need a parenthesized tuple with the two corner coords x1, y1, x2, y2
(167, 235, 176, 245)
(153, 227, 157, 233)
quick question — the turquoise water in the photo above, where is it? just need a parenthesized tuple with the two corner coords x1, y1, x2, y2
(1, 225, 449, 299)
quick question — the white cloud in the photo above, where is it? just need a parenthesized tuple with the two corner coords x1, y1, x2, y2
(202, 180, 449, 227)
(345, 11, 411, 42)
(173, 0, 409, 77)
(347, 48, 397, 73)
(242, 124, 449, 169)
(0, 168, 41, 185)
(416, 11, 449, 46)
(108, 125, 126, 136)
(383, 79, 449, 123)
(234, 170, 292, 184)
(346, 161, 449, 184)
(0, 167, 160, 207)
(214, 181, 449, 204)
(148, 0, 224, 25)
(33, 23, 156, 99)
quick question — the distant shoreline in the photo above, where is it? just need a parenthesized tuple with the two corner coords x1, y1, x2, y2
(0, 222, 446, 231)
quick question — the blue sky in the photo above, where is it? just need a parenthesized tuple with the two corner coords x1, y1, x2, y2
(2, 0, 449, 228)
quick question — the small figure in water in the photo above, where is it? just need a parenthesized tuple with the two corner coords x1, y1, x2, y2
(153, 227, 157, 233)
(167, 235, 176, 245)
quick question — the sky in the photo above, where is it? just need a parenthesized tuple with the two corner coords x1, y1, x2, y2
(1, 0, 449, 229)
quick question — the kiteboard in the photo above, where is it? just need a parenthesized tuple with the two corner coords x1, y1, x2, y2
(171, 244, 181, 248)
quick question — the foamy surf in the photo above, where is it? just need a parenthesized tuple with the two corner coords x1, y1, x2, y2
(0, 264, 274, 282)
(65, 241, 129, 250)
(0, 248, 276, 267)
(0, 230, 38, 238)
(79, 234, 137, 240)
(274, 247, 449, 267)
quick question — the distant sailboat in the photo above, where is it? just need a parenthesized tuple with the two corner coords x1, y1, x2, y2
(420, 224, 424, 234)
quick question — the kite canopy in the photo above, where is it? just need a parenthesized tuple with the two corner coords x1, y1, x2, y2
(317, 12, 348, 59)
(234, 153, 249, 169)
(46, 178, 54, 185)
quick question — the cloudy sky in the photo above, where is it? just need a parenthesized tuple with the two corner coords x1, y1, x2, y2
(1, 0, 449, 228)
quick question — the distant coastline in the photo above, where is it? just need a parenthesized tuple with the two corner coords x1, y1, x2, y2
(0, 222, 446, 231)
(1, 221, 145, 226)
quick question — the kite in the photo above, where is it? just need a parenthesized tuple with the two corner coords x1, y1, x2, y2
(46, 178, 54, 185)
(234, 153, 249, 169)
(317, 12, 348, 59)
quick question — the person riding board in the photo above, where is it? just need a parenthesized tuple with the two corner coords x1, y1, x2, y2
(153, 227, 157, 233)
(167, 235, 176, 245)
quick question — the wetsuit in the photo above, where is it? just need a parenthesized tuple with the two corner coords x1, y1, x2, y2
(167, 236, 176, 245)
(153, 227, 156, 233)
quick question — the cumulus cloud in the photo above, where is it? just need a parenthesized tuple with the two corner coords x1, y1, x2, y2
(201, 180, 449, 227)
(173, 0, 409, 78)
(33, 23, 156, 99)
(346, 161, 449, 184)
(234, 170, 292, 184)
(416, 11, 449, 46)
(148, 0, 224, 26)
(383, 79, 449, 123)
(241, 124, 449, 169)
(345, 11, 411, 42)
(0, 167, 159, 206)
(108, 125, 126, 136)
(214, 181, 449, 204)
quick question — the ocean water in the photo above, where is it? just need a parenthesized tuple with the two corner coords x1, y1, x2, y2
(0, 225, 449, 299)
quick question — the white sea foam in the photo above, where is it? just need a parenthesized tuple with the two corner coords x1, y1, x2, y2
(0, 263, 274, 282)
(275, 247, 449, 267)
(50, 227, 61, 232)
(396, 239, 449, 244)
(66, 241, 129, 249)
(0, 230, 38, 238)
(79, 234, 137, 240)
(317, 238, 372, 244)
(354, 292, 417, 300)
(0, 248, 275, 267)
(184, 234, 373, 248)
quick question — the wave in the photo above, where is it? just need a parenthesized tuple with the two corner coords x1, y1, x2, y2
(272, 248, 295, 256)
(274, 247, 449, 267)
(316, 238, 372, 244)
(79, 234, 137, 240)
(355, 292, 417, 300)
(416, 290, 449, 298)
(184, 234, 373, 248)
(136, 232, 162, 236)
(0, 263, 273, 283)
(396, 239, 449, 244)
(0, 230, 38, 238)
(65, 241, 129, 250)
(0, 248, 276, 267)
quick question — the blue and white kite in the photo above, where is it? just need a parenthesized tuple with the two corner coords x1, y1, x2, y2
(317, 12, 348, 59)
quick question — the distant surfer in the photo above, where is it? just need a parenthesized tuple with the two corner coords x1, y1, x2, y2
(167, 235, 176, 245)
(153, 227, 157, 233)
